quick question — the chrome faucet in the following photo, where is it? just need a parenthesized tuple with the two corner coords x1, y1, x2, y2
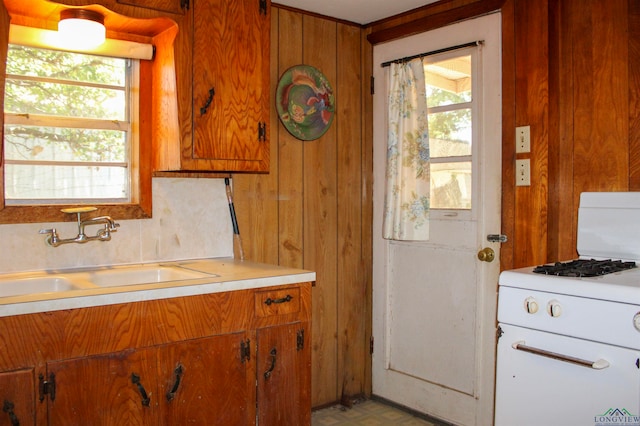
(79, 216, 119, 241)
(39, 208, 120, 247)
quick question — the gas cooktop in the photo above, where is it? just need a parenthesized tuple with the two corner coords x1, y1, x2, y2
(532, 259, 637, 277)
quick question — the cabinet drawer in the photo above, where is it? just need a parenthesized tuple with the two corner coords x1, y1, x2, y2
(254, 288, 300, 318)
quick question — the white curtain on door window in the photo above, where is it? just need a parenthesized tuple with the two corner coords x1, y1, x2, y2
(383, 58, 430, 241)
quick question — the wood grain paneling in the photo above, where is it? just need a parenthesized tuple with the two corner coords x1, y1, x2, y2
(366, 0, 504, 44)
(302, 15, 339, 407)
(549, 0, 630, 261)
(277, 9, 305, 269)
(513, 0, 549, 268)
(631, 0, 640, 190)
(500, 0, 516, 271)
(336, 22, 365, 399)
(234, 7, 370, 408)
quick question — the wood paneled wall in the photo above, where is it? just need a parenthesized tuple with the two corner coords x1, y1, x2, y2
(233, 8, 371, 407)
(235, 0, 640, 408)
(499, 0, 635, 267)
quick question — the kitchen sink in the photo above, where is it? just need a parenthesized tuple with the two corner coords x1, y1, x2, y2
(0, 276, 87, 298)
(0, 264, 218, 297)
(86, 265, 217, 287)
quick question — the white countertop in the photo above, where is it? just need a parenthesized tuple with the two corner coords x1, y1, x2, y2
(0, 258, 316, 317)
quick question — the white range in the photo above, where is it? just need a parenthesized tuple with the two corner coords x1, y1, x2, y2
(495, 192, 640, 426)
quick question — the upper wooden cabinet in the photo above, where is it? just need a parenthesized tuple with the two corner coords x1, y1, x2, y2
(157, 0, 271, 173)
(21, 0, 271, 175)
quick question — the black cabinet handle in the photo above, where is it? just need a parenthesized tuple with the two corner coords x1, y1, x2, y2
(264, 295, 292, 306)
(264, 348, 277, 379)
(3, 400, 19, 426)
(166, 365, 184, 402)
(131, 373, 151, 407)
(199, 88, 215, 116)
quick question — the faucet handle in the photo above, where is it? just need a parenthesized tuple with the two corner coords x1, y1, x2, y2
(39, 228, 59, 246)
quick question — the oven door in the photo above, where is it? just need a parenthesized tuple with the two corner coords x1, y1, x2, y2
(495, 323, 640, 426)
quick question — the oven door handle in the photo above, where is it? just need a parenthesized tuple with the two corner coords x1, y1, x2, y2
(512, 341, 610, 370)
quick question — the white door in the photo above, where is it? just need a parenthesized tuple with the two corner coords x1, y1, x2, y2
(372, 13, 502, 426)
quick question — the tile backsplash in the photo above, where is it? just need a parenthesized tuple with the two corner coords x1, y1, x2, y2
(0, 178, 233, 274)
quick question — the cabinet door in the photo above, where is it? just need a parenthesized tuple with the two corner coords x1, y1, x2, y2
(257, 323, 311, 426)
(0, 369, 36, 426)
(158, 333, 254, 425)
(47, 348, 158, 426)
(192, 0, 270, 172)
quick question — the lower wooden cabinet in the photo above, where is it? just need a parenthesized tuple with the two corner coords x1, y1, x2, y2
(257, 323, 311, 426)
(0, 282, 311, 425)
(0, 368, 36, 426)
(158, 333, 252, 425)
(48, 346, 158, 426)
(47, 333, 252, 425)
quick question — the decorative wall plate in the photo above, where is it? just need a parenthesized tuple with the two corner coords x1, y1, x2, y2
(276, 65, 335, 141)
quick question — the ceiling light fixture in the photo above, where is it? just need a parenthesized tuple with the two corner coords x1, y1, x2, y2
(58, 9, 106, 49)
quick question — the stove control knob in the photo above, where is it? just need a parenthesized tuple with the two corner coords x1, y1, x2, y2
(524, 297, 539, 314)
(634, 312, 640, 332)
(547, 300, 562, 318)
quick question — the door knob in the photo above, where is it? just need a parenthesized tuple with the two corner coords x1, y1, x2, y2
(477, 247, 495, 262)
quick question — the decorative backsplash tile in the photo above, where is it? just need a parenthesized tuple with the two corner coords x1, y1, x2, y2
(0, 178, 233, 274)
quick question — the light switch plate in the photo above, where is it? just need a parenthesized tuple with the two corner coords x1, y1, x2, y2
(516, 159, 531, 186)
(516, 126, 531, 153)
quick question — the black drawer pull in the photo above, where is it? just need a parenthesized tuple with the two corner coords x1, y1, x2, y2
(264, 348, 277, 379)
(264, 294, 292, 306)
(166, 364, 184, 402)
(199, 87, 215, 116)
(3, 400, 19, 426)
(131, 373, 151, 407)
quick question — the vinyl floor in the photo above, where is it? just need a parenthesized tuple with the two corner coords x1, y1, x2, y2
(311, 399, 439, 426)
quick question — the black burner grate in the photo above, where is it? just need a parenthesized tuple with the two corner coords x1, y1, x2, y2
(532, 259, 637, 277)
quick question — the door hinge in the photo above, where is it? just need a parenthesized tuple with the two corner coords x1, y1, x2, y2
(370, 76, 375, 95)
(180, 0, 190, 10)
(38, 373, 56, 402)
(258, 122, 267, 142)
(369, 336, 374, 355)
(296, 329, 305, 351)
(496, 325, 503, 340)
(259, 0, 267, 15)
(241, 340, 251, 363)
(636, 358, 639, 369)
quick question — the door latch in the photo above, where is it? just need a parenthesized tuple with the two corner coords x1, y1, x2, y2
(487, 234, 508, 243)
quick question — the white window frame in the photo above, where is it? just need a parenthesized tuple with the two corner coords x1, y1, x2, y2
(3, 41, 141, 205)
(424, 46, 479, 220)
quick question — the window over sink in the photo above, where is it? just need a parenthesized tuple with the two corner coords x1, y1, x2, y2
(0, 0, 182, 224)
(4, 45, 140, 205)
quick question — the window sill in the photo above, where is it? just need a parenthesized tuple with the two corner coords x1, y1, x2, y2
(0, 203, 151, 224)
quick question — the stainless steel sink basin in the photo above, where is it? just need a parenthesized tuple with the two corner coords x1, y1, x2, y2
(0, 276, 86, 298)
(86, 265, 216, 287)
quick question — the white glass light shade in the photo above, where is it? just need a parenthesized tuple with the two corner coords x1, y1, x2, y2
(58, 9, 106, 49)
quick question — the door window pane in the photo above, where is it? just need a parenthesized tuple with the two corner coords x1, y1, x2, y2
(430, 161, 472, 209)
(424, 52, 473, 210)
(428, 109, 472, 158)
